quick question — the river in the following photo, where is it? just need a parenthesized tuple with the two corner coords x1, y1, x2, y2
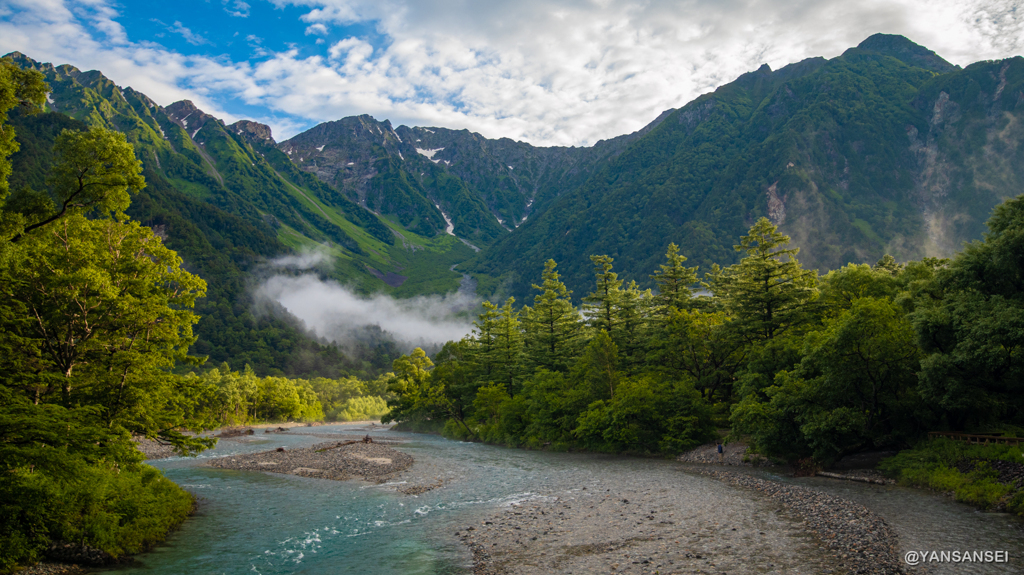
(100, 424, 1023, 574)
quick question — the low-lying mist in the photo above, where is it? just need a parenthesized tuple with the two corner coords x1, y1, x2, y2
(255, 273, 478, 352)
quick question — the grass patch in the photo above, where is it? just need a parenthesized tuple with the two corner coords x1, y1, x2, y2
(879, 438, 1024, 514)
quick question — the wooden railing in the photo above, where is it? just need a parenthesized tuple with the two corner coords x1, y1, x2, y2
(928, 431, 1024, 445)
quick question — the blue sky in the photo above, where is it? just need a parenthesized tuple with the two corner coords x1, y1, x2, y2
(2, 0, 1023, 145)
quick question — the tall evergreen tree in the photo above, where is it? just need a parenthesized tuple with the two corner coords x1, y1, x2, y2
(524, 259, 581, 373)
(616, 280, 651, 374)
(650, 242, 698, 314)
(709, 218, 817, 344)
(583, 254, 623, 334)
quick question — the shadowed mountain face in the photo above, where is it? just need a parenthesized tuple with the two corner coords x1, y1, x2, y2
(464, 35, 1024, 300)
(7, 32, 1024, 316)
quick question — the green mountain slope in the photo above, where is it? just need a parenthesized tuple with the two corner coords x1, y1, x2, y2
(467, 35, 1024, 300)
(5, 52, 476, 376)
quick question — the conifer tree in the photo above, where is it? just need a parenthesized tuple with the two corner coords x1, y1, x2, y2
(583, 254, 623, 334)
(616, 280, 651, 374)
(492, 298, 525, 394)
(650, 243, 698, 313)
(469, 298, 524, 393)
(524, 259, 581, 373)
(709, 218, 817, 343)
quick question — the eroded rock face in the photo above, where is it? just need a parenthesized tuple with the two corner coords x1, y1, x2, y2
(165, 100, 221, 138)
(230, 120, 275, 144)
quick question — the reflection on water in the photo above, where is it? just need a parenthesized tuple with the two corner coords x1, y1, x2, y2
(102, 427, 1023, 575)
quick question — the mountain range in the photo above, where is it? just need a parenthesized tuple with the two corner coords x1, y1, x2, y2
(6, 33, 1024, 373)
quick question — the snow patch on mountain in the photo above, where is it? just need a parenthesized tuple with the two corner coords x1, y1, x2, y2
(434, 204, 455, 235)
(416, 147, 444, 159)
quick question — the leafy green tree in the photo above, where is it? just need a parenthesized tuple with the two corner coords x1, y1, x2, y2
(734, 297, 926, 464)
(912, 195, 1024, 429)
(654, 308, 745, 401)
(11, 128, 145, 241)
(818, 262, 901, 317)
(0, 58, 46, 201)
(2, 214, 209, 451)
(574, 374, 714, 453)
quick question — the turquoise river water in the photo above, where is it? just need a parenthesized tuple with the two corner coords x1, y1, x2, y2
(99, 424, 1024, 575)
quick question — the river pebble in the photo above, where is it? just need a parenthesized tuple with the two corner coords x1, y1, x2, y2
(461, 467, 839, 575)
(207, 440, 413, 483)
(705, 470, 906, 575)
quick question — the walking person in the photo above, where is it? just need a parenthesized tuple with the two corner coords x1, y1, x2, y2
(717, 441, 724, 465)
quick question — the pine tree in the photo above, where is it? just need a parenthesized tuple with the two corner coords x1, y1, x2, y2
(469, 298, 524, 393)
(583, 254, 623, 335)
(709, 218, 817, 343)
(616, 280, 651, 374)
(524, 259, 581, 373)
(650, 243, 698, 313)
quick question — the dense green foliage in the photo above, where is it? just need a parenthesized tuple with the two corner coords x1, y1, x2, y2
(387, 200, 1024, 468)
(177, 365, 392, 424)
(879, 439, 1024, 513)
(468, 36, 1024, 304)
(0, 68, 209, 570)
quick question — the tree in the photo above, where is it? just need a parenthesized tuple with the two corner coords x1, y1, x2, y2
(0, 58, 47, 200)
(650, 242, 698, 313)
(654, 308, 745, 401)
(616, 280, 651, 373)
(469, 298, 524, 393)
(733, 297, 926, 464)
(11, 127, 144, 241)
(583, 254, 623, 335)
(523, 259, 581, 373)
(912, 195, 1024, 430)
(708, 218, 817, 344)
(2, 214, 209, 450)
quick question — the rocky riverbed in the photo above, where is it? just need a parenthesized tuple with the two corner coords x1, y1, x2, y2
(459, 465, 849, 575)
(705, 471, 906, 575)
(207, 440, 413, 483)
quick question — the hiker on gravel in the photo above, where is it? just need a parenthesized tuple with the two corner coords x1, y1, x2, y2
(717, 442, 724, 464)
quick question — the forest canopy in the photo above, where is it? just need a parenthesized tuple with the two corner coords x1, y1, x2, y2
(384, 204, 1024, 465)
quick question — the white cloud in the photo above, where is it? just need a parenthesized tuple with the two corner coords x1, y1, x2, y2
(255, 274, 476, 349)
(304, 22, 328, 35)
(167, 20, 211, 46)
(223, 0, 250, 18)
(2, 0, 1023, 145)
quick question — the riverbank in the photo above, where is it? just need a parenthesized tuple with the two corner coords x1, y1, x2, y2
(459, 463, 850, 574)
(132, 420, 387, 460)
(676, 441, 772, 466)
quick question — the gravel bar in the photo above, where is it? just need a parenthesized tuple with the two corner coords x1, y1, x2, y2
(459, 467, 839, 575)
(704, 470, 907, 575)
(207, 440, 413, 483)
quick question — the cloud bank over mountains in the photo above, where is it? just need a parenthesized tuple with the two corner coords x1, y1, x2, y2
(2, 0, 1022, 146)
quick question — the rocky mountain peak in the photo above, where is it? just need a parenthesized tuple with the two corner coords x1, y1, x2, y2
(230, 120, 275, 145)
(165, 100, 220, 136)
